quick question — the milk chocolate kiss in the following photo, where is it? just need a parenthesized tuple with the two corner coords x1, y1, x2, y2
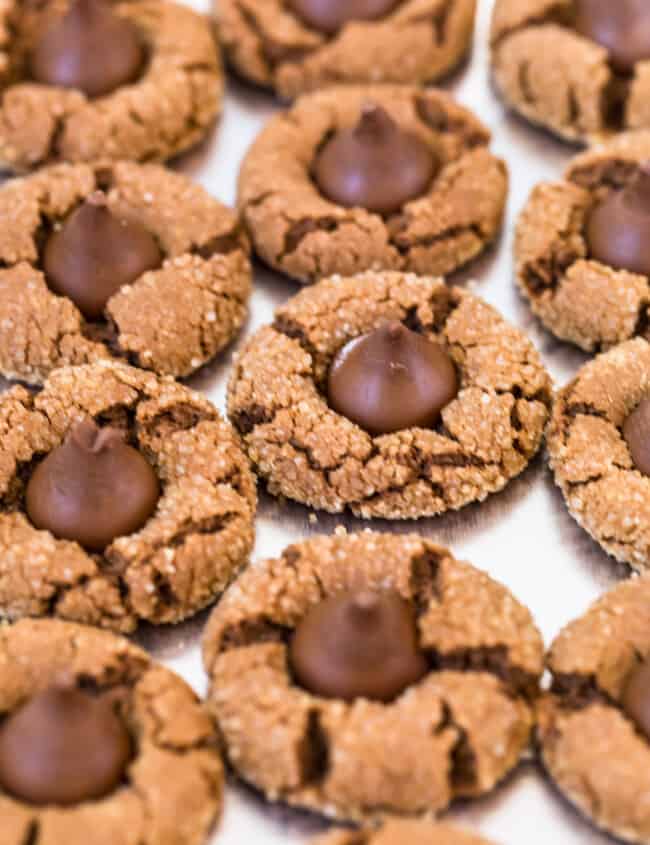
(29, 0, 145, 97)
(0, 685, 131, 805)
(43, 192, 162, 320)
(574, 0, 650, 74)
(623, 396, 650, 475)
(289, 588, 428, 701)
(586, 167, 650, 277)
(328, 321, 458, 435)
(312, 104, 437, 215)
(622, 660, 650, 740)
(25, 419, 160, 551)
(289, 0, 400, 35)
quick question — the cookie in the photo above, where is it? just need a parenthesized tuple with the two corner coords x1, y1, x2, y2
(490, 0, 650, 144)
(0, 0, 222, 172)
(0, 617, 223, 845)
(227, 270, 552, 519)
(0, 359, 256, 632)
(546, 336, 650, 571)
(538, 575, 650, 843)
(516, 131, 650, 352)
(203, 531, 543, 821)
(238, 85, 507, 284)
(0, 160, 250, 384)
(310, 820, 497, 845)
(216, 0, 476, 99)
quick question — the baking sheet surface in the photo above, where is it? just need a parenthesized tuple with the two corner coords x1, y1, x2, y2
(2, 0, 627, 842)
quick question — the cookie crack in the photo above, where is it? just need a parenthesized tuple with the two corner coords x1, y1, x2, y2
(490, 3, 572, 48)
(389, 221, 484, 256)
(550, 671, 613, 711)
(428, 644, 538, 699)
(436, 700, 477, 793)
(279, 216, 342, 261)
(20, 820, 40, 845)
(298, 709, 330, 786)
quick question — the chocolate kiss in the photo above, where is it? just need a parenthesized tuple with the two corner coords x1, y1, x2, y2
(327, 321, 458, 435)
(29, 0, 145, 98)
(586, 166, 650, 277)
(289, 588, 428, 702)
(312, 104, 437, 215)
(25, 419, 160, 551)
(0, 685, 131, 806)
(623, 396, 650, 475)
(574, 0, 650, 74)
(289, 0, 400, 35)
(622, 660, 650, 741)
(43, 191, 162, 320)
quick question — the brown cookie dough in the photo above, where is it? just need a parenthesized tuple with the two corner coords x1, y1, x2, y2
(0, 617, 223, 845)
(227, 270, 552, 519)
(216, 0, 476, 99)
(538, 575, 650, 843)
(0, 160, 251, 383)
(238, 85, 507, 284)
(0, 359, 256, 632)
(546, 337, 650, 571)
(0, 0, 222, 172)
(515, 131, 650, 352)
(310, 820, 497, 845)
(203, 531, 544, 821)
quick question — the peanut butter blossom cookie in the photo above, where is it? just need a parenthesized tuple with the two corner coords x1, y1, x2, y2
(0, 360, 256, 632)
(311, 820, 498, 845)
(516, 132, 650, 352)
(0, 0, 222, 172)
(0, 161, 251, 383)
(203, 531, 543, 820)
(238, 85, 507, 284)
(547, 337, 650, 571)
(538, 575, 650, 843)
(0, 618, 223, 845)
(490, 0, 650, 144)
(216, 0, 476, 99)
(228, 270, 551, 519)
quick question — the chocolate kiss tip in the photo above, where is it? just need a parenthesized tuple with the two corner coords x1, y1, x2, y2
(355, 103, 396, 138)
(86, 190, 109, 207)
(350, 590, 381, 613)
(69, 419, 124, 454)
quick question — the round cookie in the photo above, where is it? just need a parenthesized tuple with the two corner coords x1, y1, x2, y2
(238, 85, 507, 284)
(0, 359, 256, 632)
(203, 531, 544, 821)
(0, 160, 251, 384)
(216, 0, 476, 99)
(516, 131, 650, 352)
(546, 337, 650, 571)
(310, 820, 498, 845)
(0, 0, 222, 173)
(227, 270, 552, 519)
(0, 617, 223, 845)
(538, 575, 650, 843)
(490, 0, 650, 144)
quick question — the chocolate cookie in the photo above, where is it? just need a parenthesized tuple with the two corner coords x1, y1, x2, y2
(216, 0, 476, 99)
(310, 820, 498, 845)
(0, 161, 250, 383)
(1, 617, 223, 845)
(0, 359, 256, 632)
(238, 85, 507, 284)
(516, 131, 650, 352)
(228, 270, 552, 519)
(546, 337, 650, 571)
(538, 575, 650, 843)
(203, 531, 543, 820)
(490, 0, 650, 144)
(0, 0, 222, 172)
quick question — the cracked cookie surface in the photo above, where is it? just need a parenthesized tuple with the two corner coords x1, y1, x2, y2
(227, 270, 552, 519)
(1, 617, 223, 845)
(216, 0, 476, 99)
(310, 820, 498, 845)
(203, 530, 543, 821)
(516, 131, 650, 352)
(547, 337, 650, 572)
(0, 0, 222, 172)
(538, 576, 650, 843)
(238, 85, 507, 284)
(490, 0, 650, 144)
(0, 160, 251, 383)
(0, 359, 256, 632)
